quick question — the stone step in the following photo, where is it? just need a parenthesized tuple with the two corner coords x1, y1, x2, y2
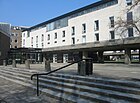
(0, 75, 93, 103)
(1, 68, 140, 96)
(36, 76, 140, 102)
(2, 67, 140, 90)
(0, 66, 38, 75)
(50, 73, 140, 89)
(40, 75, 140, 95)
(0, 69, 139, 102)
(0, 70, 117, 103)
(1, 67, 140, 102)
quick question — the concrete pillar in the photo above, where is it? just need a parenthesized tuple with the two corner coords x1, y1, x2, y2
(12, 60, 16, 68)
(124, 49, 131, 64)
(45, 60, 51, 72)
(3, 60, 7, 66)
(25, 59, 30, 69)
(98, 51, 104, 63)
(82, 51, 88, 59)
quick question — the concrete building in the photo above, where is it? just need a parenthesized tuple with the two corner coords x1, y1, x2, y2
(22, 0, 140, 64)
(0, 23, 10, 65)
(10, 26, 28, 48)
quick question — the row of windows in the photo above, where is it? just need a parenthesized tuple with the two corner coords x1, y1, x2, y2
(25, 27, 134, 48)
(46, 16, 114, 41)
(24, 10, 134, 47)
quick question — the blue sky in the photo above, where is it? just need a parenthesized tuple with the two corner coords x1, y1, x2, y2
(0, 0, 99, 26)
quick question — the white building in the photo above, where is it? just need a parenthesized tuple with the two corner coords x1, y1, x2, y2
(22, 0, 140, 63)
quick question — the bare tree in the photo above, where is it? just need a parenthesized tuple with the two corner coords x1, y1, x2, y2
(115, 0, 140, 38)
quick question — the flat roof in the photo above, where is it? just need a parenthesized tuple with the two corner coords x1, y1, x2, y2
(23, 0, 116, 32)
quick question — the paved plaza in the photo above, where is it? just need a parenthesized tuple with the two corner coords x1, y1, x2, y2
(5, 63, 140, 79)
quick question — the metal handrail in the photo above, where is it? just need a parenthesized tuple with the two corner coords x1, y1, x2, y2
(31, 58, 91, 96)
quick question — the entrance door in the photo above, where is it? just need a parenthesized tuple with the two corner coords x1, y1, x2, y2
(63, 54, 68, 63)
(53, 54, 57, 63)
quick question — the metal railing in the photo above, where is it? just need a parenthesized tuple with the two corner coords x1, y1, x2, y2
(31, 59, 87, 96)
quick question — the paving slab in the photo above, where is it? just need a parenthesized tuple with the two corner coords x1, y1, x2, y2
(0, 77, 62, 103)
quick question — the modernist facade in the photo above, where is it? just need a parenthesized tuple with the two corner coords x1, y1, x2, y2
(10, 26, 28, 48)
(0, 23, 10, 65)
(22, 0, 140, 63)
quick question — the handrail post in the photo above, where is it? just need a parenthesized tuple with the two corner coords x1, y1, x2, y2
(37, 75, 39, 96)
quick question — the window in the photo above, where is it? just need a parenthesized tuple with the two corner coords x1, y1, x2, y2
(36, 44, 38, 48)
(62, 40, 65, 42)
(71, 26, 75, 35)
(36, 36, 38, 43)
(42, 43, 44, 48)
(15, 46, 17, 48)
(82, 24, 86, 33)
(16, 34, 18, 36)
(126, 0, 132, 5)
(11, 33, 15, 36)
(128, 28, 133, 37)
(42, 34, 44, 41)
(54, 41, 57, 43)
(27, 32, 30, 37)
(110, 31, 115, 39)
(54, 33, 57, 39)
(31, 37, 33, 44)
(95, 33, 99, 41)
(62, 31, 65, 37)
(94, 20, 99, 31)
(48, 34, 50, 40)
(82, 35, 86, 43)
(72, 37, 75, 45)
(127, 12, 133, 23)
(23, 39, 25, 45)
(15, 40, 17, 43)
(23, 33, 25, 37)
(109, 16, 114, 28)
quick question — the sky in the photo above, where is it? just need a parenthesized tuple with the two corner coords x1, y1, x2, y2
(0, 0, 99, 27)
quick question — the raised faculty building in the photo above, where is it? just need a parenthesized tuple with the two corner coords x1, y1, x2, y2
(21, 0, 140, 64)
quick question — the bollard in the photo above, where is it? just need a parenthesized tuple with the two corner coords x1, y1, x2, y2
(3, 60, 7, 66)
(25, 59, 30, 69)
(12, 60, 16, 68)
(45, 60, 51, 72)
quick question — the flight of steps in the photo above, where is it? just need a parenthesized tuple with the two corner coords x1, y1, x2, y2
(0, 66, 140, 103)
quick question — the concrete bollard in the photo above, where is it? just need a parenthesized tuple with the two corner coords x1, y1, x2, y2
(25, 60, 30, 69)
(12, 60, 16, 68)
(45, 60, 51, 72)
(3, 60, 7, 66)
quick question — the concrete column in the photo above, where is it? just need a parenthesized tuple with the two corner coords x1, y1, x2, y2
(82, 51, 88, 59)
(25, 59, 30, 69)
(3, 60, 7, 66)
(124, 49, 131, 64)
(12, 60, 16, 68)
(45, 60, 51, 72)
(98, 51, 104, 63)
